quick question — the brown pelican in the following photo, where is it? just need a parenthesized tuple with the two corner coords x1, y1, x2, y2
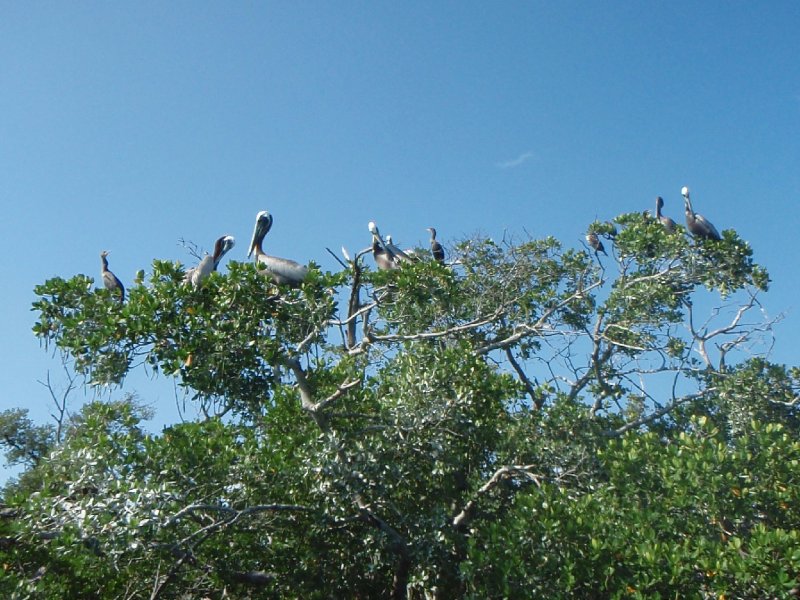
(384, 235, 416, 262)
(681, 186, 721, 241)
(586, 232, 606, 256)
(100, 251, 125, 301)
(214, 235, 236, 269)
(427, 227, 445, 263)
(368, 221, 398, 270)
(248, 211, 308, 285)
(655, 196, 676, 232)
(189, 235, 236, 288)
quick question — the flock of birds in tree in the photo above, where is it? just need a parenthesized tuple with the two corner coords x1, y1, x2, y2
(97, 210, 446, 302)
(584, 185, 722, 256)
(99, 186, 721, 301)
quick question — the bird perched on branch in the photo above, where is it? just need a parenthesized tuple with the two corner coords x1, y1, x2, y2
(427, 227, 445, 263)
(385, 235, 416, 263)
(682, 186, 721, 241)
(188, 235, 236, 288)
(585, 232, 606, 256)
(655, 196, 676, 232)
(100, 250, 125, 302)
(369, 221, 399, 270)
(248, 211, 308, 286)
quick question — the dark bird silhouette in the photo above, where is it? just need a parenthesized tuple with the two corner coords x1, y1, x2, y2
(247, 211, 308, 285)
(655, 196, 676, 232)
(681, 186, 721, 241)
(427, 227, 445, 263)
(100, 251, 125, 301)
(189, 235, 236, 288)
(369, 221, 399, 270)
(586, 232, 606, 256)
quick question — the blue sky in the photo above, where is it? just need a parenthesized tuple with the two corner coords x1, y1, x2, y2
(2, 3, 799, 479)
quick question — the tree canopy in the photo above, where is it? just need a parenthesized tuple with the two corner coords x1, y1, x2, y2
(2, 211, 798, 599)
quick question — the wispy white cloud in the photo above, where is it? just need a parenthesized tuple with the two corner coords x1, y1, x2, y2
(496, 151, 535, 169)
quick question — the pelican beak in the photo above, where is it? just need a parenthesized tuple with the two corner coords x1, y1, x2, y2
(376, 234, 390, 253)
(248, 213, 271, 258)
(247, 229, 257, 258)
(368, 221, 390, 252)
(220, 235, 235, 257)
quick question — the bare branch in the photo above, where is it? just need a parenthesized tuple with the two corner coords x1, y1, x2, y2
(37, 363, 77, 443)
(166, 503, 311, 528)
(283, 359, 325, 429)
(504, 348, 542, 409)
(314, 379, 361, 412)
(477, 279, 605, 355)
(603, 392, 707, 437)
(452, 464, 542, 530)
(325, 247, 349, 270)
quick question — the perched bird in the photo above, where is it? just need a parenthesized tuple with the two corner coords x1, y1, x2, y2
(427, 227, 445, 263)
(369, 221, 398, 270)
(384, 235, 416, 263)
(100, 251, 125, 301)
(189, 235, 236, 288)
(681, 186, 721, 241)
(247, 211, 308, 286)
(655, 196, 676, 232)
(586, 232, 606, 256)
(213, 235, 236, 270)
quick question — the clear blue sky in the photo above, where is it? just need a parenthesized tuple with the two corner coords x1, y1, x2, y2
(2, 3, 799, 479)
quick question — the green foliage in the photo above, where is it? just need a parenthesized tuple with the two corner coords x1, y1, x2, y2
(464, 417, 800, 599)
(4, 214, 794, 599)
(0, 409, 54, 468)
(33, 261, 337, 416)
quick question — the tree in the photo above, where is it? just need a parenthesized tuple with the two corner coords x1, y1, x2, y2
(2, 211, 796, 599)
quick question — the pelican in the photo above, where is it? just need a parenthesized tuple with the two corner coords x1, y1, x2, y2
(214, 235, 236, 269)
(586, 232, 606, 256)
(681, 186, 721, 241)
(368, 221, 398, 270)
(100, 251, 125, 301)
(655, 196, 676, 232)
(189, 235, 236, 288)
(385, 235, 415, 263)
(427, 227, 445, 263)
(248, 211, 308, 285)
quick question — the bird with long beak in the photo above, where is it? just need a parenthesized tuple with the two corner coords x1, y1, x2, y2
(190, 235, 236, 288)
(427, 227, 445, 263)
(248, 211, 308, 286)
(682, 186, 721, 241)
(385, 235, 416, 262)
(655, 196, 676, 232)
(100, 250, 125, 302)
(368, 221, 398, 270)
